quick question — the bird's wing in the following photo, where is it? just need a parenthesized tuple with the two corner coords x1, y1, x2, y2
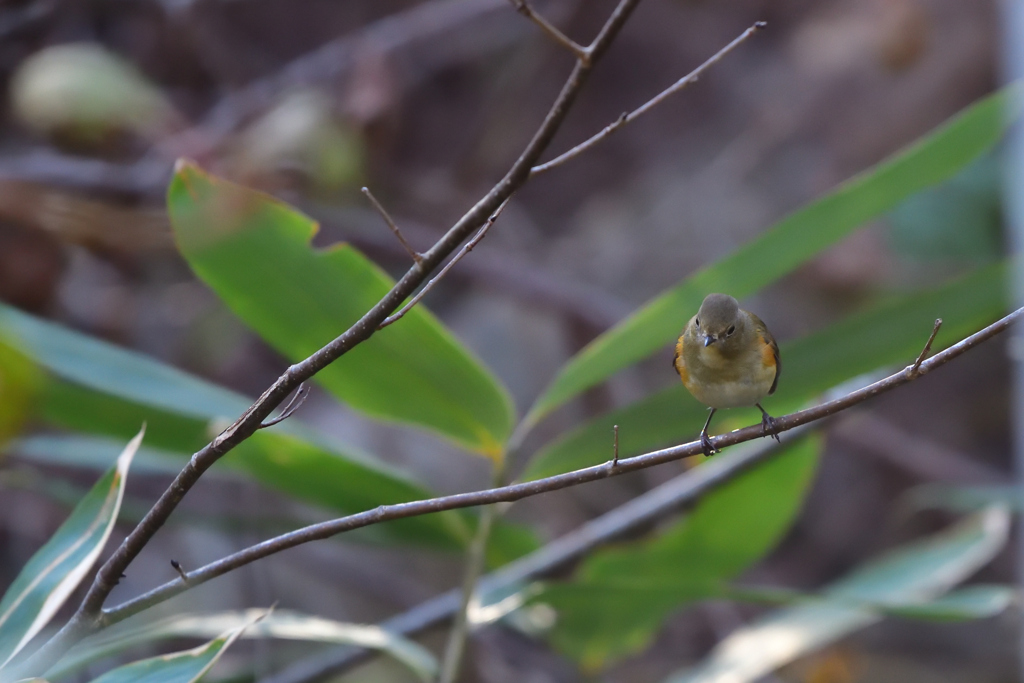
(749, 312, 781, 394)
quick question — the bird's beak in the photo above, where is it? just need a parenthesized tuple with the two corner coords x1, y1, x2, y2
(703, 334, 716, 347)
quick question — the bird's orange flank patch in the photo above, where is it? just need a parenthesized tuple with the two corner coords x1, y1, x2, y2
(760, 337, 776, 368)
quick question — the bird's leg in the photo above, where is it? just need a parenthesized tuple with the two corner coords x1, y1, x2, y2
(700, 408, 717, 456)
(756, 403, 780, 442)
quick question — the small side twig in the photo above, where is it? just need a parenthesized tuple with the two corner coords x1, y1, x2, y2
(910, 318, 943, 375)
(259, 384, 310, 429)
(509, 0, 590, 64)
(170, 560, 188, 583)
(379, 198, 511, 329)
(362, 187, 422, 264)
(612, 424, 620, 466)
(531, 20, 766, 177)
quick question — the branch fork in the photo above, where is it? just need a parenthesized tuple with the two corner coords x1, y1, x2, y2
(508, 0, 591, 65)
(362, 187, 423, 265)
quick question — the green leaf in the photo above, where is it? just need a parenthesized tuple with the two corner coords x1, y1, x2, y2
(11, 434, 209, 477)
(536, 436, 821, 670)
(524, 262, 1006, 480)
(664, 507, 1010, 683)
(525, 88, 1014, 428)
(83, 609, 263, 683)
(0, 304, 250, 424)
(167, 162, 513, 458)
(0, 429, 143, 668)
(52, 609, 436, 683)
(0, 303, 484, 551)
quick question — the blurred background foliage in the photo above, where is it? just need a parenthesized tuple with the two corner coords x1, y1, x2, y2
(0, 0, 1018, 682)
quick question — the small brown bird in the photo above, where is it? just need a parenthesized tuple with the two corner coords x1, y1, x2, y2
(673, 293, 781, 456)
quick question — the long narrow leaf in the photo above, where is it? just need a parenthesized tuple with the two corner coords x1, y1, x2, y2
(0, 303, 528, 554)
(524, 262, 1006, 480)
(0, 429, 143, 668)
(665, 507, 1010, 683)
(53, 610, 436, 683)
(84, 609, 263, 683)
(525, 88, 1014, 428)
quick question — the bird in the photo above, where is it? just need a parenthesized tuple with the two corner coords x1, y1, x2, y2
(673, 293, 781, 456)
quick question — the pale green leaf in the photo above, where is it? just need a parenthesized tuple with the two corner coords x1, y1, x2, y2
(54, 610, 435, 683)
(0, 430, 142, 668)
(84, 609, 263, 683)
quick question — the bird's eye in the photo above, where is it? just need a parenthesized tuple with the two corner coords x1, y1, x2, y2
(695, 318, 701, 328)
(727, 325, 736, 335)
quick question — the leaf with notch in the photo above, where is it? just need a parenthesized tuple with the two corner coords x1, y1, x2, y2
(168, 163, 514, 459)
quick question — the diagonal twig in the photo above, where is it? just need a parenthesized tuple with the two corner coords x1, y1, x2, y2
(508, 0, 590, 64)
(531, 20, 766, 177)
(379, 197, 511, 328)
(96, 307, 1024, 636)
(361, 187, 423, 264)
(910, 318, 943, 374)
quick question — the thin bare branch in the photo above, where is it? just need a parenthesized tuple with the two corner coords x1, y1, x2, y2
(97, 307, 1024, 635)
(361, 187, 423, 264)
(259, 384, 310, 429)
(17, 1, 644, 674)
(612, 424, 620, 466)
(508, 0, 590, 63)
(263, 427, 811, 683)
(531, 20, 766, 177)
(911, 318, 943, 374)
(379, 197, 511, 328)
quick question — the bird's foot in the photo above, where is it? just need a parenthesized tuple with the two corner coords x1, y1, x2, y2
(700, 430, 717, 457)
(760, 411, 781, 443)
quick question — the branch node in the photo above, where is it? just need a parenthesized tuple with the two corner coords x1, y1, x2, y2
(509, 0, 590, 64)
(910, 318, 943, 375)
(612, 424, 620, 466)
(362, 187, 423, 264)
(170, 560, 188, 583)
(259, 384, 310, 429)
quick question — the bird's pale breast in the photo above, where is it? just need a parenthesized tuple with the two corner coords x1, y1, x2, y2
(679, 335, 776, 409)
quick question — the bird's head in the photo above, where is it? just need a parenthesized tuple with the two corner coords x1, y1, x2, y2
(693, 293, 744, 349)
